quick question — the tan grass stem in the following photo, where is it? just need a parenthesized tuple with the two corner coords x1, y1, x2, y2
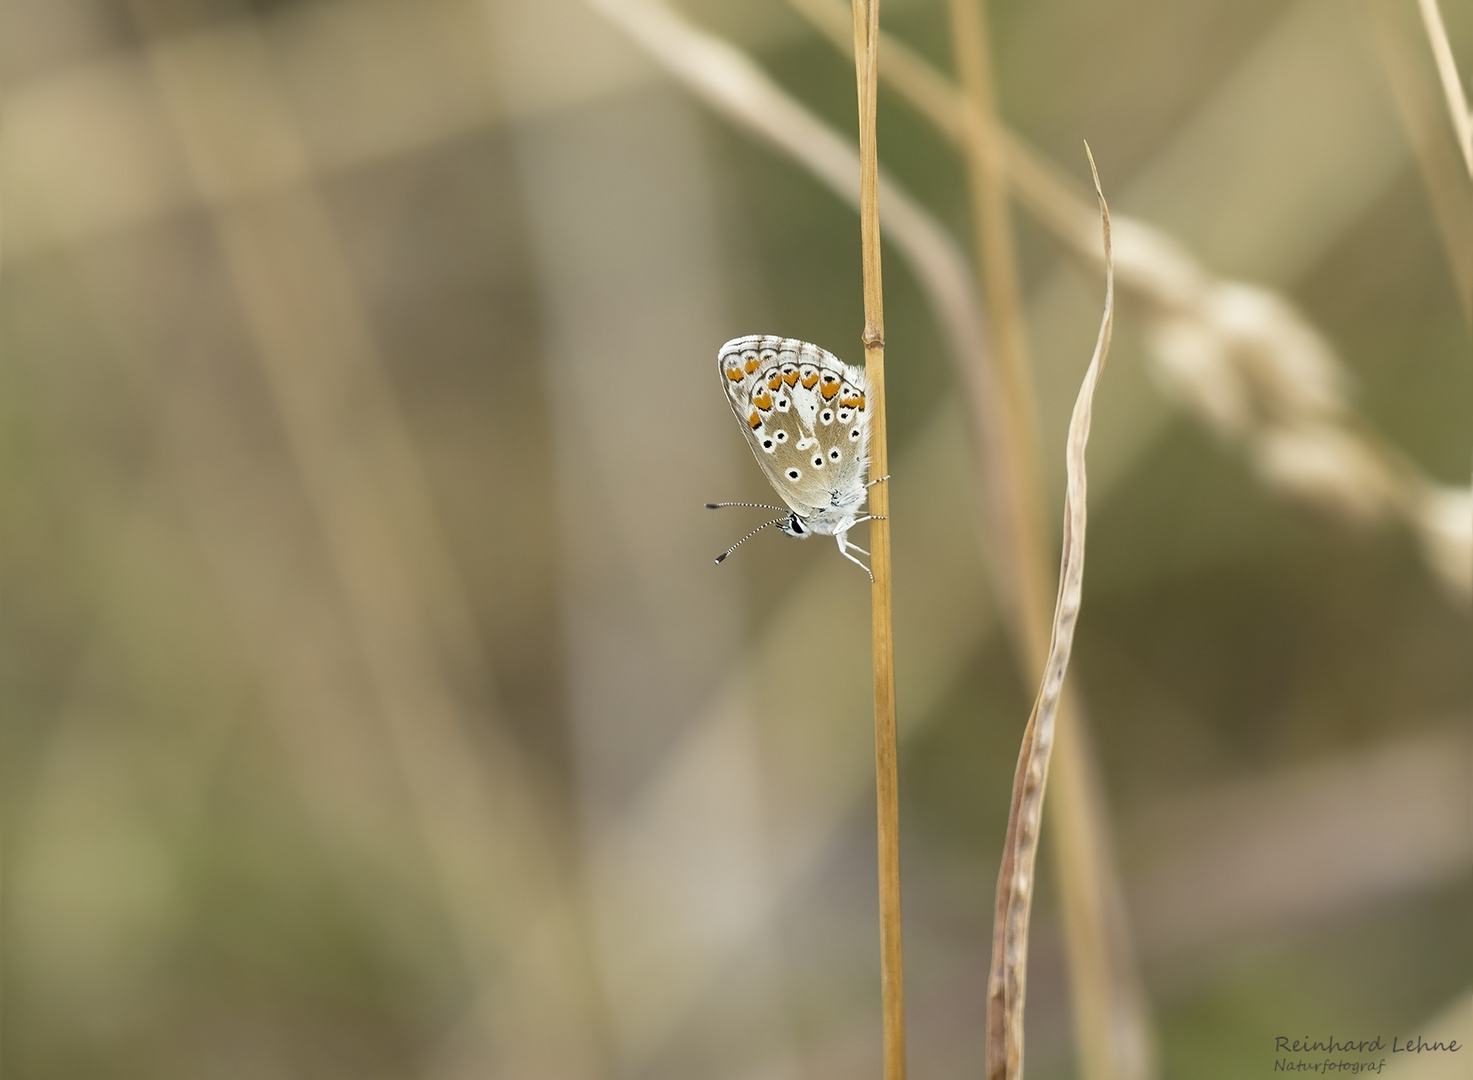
(851, 3, 907, 1076)
(989, 146, 1114, 1080)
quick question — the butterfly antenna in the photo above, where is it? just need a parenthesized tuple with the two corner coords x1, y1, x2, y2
(706, 501, 789, 512)
(714, 517, 787, 564)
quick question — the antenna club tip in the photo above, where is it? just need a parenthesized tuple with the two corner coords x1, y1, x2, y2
(705, 503, 720, 509)
(714, 553, 728, 564)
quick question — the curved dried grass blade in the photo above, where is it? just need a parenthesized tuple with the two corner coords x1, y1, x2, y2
(986, 144, 1114, 1080)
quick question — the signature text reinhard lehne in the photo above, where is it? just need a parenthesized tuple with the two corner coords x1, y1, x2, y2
(1275, 1035, 1461, 1054)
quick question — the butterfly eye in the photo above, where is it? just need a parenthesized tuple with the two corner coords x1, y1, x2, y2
(786, 468, 801, 481)
(850, 428, 861, 440)
(829, 448, 841, 461)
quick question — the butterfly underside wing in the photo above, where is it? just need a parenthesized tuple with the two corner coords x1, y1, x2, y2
(717, 334, 871, 522)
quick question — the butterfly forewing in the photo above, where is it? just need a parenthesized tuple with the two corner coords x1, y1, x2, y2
(718, 335, 871, 518)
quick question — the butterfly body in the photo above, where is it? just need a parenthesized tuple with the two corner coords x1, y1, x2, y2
(713, 335, 877, 574)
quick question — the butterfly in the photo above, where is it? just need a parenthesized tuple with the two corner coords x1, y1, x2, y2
(708, 334, 884, 578)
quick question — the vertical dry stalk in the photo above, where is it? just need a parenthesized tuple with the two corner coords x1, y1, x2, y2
(988, 148, 1113, 1080)
(851, 2, 906, 1077)
(1416, 0, 1473, 181)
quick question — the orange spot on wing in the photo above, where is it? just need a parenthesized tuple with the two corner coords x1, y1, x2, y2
(802, 373, 819, 389)
(754, 390, 773, 410)
(841, 394, 862, 408)
(726, 365, 744, 381)
(768, 374, 783, 390)
(749, 411, 761, 428)
(857, 394, 866, 410)
(820, 381, 840, 400)
(783, 370, 799, 387)
(745, 356, 761, 373)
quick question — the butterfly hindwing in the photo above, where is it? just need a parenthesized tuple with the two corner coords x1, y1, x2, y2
(718, 335, 871, 518)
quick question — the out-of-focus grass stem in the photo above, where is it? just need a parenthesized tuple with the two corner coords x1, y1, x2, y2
(1366, 0, 1473, 321)
(945, 0, 1045, 657)
(851, 3, 907, 1077)
(1416, 0, 1473, 181)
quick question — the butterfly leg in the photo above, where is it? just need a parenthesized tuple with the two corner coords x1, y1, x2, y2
(837, 528, 871, 556)
(839, 514, 885, 558)
(839, 546, 875, 582)
(835, 532, 874, 581)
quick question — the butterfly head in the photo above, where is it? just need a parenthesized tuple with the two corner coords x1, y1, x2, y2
(777, 512, 812, 540)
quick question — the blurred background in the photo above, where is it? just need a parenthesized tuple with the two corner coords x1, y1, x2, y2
(1, 0, 1469, 1078)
